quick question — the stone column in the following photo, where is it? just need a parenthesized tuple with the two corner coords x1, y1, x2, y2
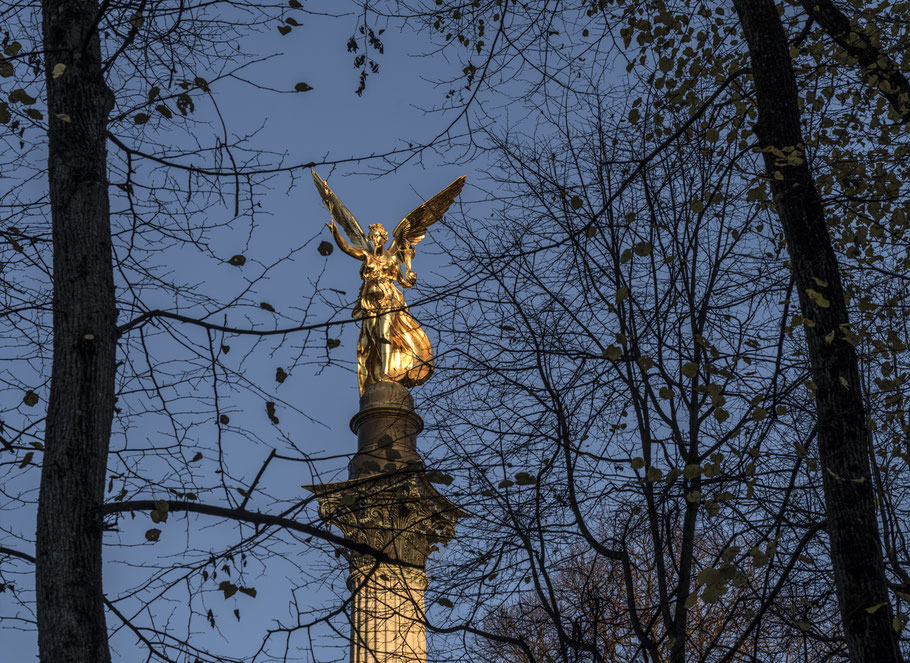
(308, 382, 460, 663)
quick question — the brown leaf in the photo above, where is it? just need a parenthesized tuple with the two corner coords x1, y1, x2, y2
(219, 581, 238, 599)
(265, 401, 279, 425)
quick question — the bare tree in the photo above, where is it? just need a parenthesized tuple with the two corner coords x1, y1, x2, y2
(401, 92, 838, 662)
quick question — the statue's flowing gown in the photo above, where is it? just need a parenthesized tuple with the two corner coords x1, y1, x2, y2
(353, 251, 433, 392)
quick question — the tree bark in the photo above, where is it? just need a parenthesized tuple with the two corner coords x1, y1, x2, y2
(731, 1, 902, 661)
(36, 1, 116, 662)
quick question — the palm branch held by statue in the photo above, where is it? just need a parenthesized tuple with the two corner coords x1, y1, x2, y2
(312, 169, 466, 394)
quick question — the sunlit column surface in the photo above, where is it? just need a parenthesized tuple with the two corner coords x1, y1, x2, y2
(349, 565, 429, 663)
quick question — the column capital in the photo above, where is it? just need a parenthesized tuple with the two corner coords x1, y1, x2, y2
(309, 472, 462, 570)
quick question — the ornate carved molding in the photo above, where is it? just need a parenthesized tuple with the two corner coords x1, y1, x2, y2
(312, 473, 460, 570)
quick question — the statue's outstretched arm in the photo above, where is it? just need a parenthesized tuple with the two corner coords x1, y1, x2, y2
(328, 222, 365, 260)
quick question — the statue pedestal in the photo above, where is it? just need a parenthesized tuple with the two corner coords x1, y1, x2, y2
(307, 382, 460, 663)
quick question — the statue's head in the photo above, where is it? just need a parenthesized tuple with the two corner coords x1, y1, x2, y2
(368, 223, 388, 248)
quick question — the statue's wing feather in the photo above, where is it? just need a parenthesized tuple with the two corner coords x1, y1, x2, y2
(311, 169, 369, 251)
(392, 175, 466, 251)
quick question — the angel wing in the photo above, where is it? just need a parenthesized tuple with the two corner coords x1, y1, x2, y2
(311, 169, 369, 251)
(391, 175, 466, 256)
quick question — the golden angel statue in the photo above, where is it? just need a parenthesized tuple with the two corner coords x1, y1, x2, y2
(312, 169, 466, 394)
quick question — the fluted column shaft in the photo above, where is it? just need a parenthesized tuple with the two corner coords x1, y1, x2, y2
(349, 564, 428, 663)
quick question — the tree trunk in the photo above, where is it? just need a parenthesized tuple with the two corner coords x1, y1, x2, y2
(36, 1, 116, 662)
(731, 2, 901, 662)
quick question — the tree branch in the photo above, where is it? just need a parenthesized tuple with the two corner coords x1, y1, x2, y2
(99, 499, 421, 569)
(715, 521, 827, 663)
(799, 0, 910, 121)
(0, 545, 35, 563)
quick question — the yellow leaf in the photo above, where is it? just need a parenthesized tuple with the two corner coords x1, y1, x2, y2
(602, 345, 621, 360)
(51, 63, 66, 78)
(806, 288, 830, 308)
(514, 472, 536, 486)
(683, 464, 701, 479)
(746, 186, 767, 202)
